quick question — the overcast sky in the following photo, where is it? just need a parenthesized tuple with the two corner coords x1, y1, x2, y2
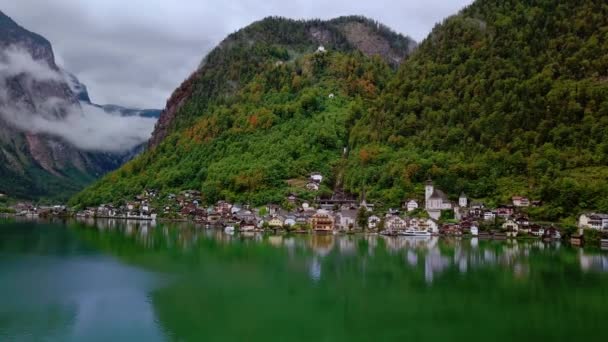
(0, 0, 472, 109)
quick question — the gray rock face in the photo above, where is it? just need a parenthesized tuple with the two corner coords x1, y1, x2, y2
(0, 10, 159, 199)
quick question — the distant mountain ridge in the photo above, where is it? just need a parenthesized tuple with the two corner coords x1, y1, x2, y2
(0, 10, 160, 200)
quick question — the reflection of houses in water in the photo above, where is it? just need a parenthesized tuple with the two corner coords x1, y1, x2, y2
(365, 235, 378, 256)
(309, 257, 322, 282)
(338, 238, 356, 255)
(268, 235, 283, 247)
(406, 250, 418, 267)
(579, 250, 608, 272)
(309, 235, 335, 257)
(424, 249, 450, 284)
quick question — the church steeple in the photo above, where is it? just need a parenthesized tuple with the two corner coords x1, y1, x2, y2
(425, 178, 434, 208)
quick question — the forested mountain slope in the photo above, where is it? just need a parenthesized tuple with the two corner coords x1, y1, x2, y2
(344, 0, 608, 219)
(72, 16, 412, 206)
(73, 1, 608, 220)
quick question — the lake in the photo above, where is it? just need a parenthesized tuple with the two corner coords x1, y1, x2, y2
(1, 218, 607, 341)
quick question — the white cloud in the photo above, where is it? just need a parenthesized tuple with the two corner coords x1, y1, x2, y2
(0, 46, 157, 152)
(0, 46, 63, 81)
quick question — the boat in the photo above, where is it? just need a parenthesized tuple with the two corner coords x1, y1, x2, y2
(401, 229, 431, 237)
(224, 226, 235, 235)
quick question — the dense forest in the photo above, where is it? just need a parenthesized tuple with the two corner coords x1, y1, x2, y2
(72, 0, 608, 221)
(345, 0, 608, 220)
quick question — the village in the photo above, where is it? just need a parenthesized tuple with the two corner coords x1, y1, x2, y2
(4, 174, 608, 246)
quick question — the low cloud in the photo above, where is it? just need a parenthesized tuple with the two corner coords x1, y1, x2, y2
(0, 46, 157, 152)
(0, 46, 63, 82)
(29, 102, 157, 152)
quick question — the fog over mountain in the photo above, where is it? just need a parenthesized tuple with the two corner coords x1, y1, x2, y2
(0, 46, 157, 152)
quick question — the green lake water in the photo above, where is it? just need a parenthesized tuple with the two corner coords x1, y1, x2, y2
(1, 218, 608, 341)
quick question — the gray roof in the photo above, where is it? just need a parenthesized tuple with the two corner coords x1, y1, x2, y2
(429, 188, 449, 201)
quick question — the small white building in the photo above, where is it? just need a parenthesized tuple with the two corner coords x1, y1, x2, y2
(483, 211, 496, 221)
(284, 216, 297, 227)
(512, 196, 530, 207)
(317, 45, 326, 53)
(405, 199, 419, 212)
(459, 192, 468, 208)
(306, 182, 320, 191)
(502, 219, 519, 237)
(310, 172, 323, 183)
(368, 215, 381, 230)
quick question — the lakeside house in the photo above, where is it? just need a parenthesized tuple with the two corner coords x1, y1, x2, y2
(368, 215, 381, 230)
(311, 210, 334, 232)
(578, 213, 608, 231)
(64, 185, 582, 243)
(385, 216, 407, 233)
(267, 216, 285, 229)
(502, 219, 519, 237)
(336, 209, 357, 231)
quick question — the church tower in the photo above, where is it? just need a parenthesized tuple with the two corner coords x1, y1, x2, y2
(459, 192, 468, 208)
(425, 179, 434, 209)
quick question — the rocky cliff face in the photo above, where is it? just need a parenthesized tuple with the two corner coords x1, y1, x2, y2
(0, 10, 160, 200)
(148, 16, 416, 149)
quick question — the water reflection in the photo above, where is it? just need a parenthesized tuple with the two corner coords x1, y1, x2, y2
(4, 218, 608, 342)
(74, 218, 608, 285)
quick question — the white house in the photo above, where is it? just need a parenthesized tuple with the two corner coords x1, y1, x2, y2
(512, 196, 530, 207)
(502, 219, 519, 237)
(483, 211, 496, 221)
(317, 45, 326, 53)
(459, 192, 468, 208)
(385, 216, 407, 232)
(284, 216, 297, 227)
(368, 215, 381, 230)
(310, 172, 323, 183)
(470, 225, 479, 236)
(336, 209, 357, 231)
(579, 213, 608, 230)
(405, 199, 419, 212)
(306, 182, 320, 191)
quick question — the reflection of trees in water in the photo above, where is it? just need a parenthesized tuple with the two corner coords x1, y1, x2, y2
(73, 219, 608, 283)
(65, 219, 608, 342)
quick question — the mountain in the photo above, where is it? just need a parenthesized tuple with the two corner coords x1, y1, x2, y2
(72, 1, 608, 221)
(0, 10, 159, 201)
(344, 0, 608, 220)
(63, 71, 161, 118)
(148, 16, 415, 148)
(71, 15, 415, 206)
